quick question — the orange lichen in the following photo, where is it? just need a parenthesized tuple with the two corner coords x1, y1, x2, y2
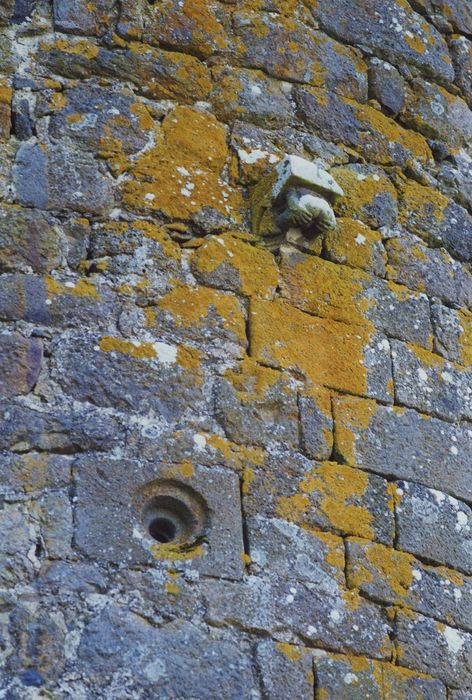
(151, 542, 204, 561)
(351, 540, 415, 600)
(45, 276, 101, 299)
(41, 37, 100, 59)
(325, 218, 386, 273)
(332, 167, 398, 222)
(99, 336, 157, 359)
(333, 396, 376, 466)
(192, 233, 279, 299)
(276, 642, 302, 661)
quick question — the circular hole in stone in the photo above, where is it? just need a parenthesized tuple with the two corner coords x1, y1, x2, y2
(148, 516, 177, 543)
(142, 494, 200, 546)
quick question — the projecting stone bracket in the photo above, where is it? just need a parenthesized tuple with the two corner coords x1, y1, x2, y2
(251, 155, 344, 251)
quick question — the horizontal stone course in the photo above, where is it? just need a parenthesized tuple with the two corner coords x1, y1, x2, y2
(333, 396, 472, 501)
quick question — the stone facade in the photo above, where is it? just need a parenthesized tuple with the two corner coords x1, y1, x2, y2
(0, 0, 471, 697)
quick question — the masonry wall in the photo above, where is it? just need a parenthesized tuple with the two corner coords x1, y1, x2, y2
(1, 0, 472, 697)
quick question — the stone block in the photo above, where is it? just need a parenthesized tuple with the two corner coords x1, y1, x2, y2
(0, 503, 38, 588)
(306, 0, 454, 82)
(333, 396, 472, 501)
(0, 274, 48, 323)
(324, 218, 387, 276)
(294, 86, 432, 168)
(77, 609, 257, 695)
(255, 640, 315, 700)
(331, 164, 398, 229)
(244, 454, 394, 544)
(234, 13, 368, 101)
(280, 249, 432, 348)
(396, 609, 472, 688)
(431, 302, 472, 366)
(396, 481, 472, 574)
(401, 78, 472, 150)
(210, 66, 295, 128)
(215, 358, 299, 449)
(347, 537, 472, 633)
(450, 35, 472, 105)
(437, 149, 472, 215)
(35, 491, 73, 560)
(0, 451, 72, 496)
(299, 385, 333, 461)
(53, 0, 118, 35)
(51, 332, 206, 421)
(14, 142, 114, 215)
(191, 233, 280, 299)
(250, 298, 393, 401)
(368, 58, 406, 115)
(418, 0, 472, 34)
(0, 332, 42, 398)
(75, 457, 245, 578)
(0, 208, 63, 274)
(386, 236, 472, 307)
(391, 340, 472, 422)
(142, 0, 229, 59)
(398, 180, 472, 262)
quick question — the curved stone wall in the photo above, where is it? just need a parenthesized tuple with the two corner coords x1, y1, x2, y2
(0, 0, 471, 696)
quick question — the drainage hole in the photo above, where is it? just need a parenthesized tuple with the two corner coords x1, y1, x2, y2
(148, 517, 177, 544)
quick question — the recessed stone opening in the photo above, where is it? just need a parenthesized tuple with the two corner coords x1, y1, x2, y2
(138, 481, 209, 547)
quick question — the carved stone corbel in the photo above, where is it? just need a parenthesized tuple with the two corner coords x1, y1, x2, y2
(251, 155, 344, 251)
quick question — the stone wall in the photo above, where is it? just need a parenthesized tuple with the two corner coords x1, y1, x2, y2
(1, 0, 472, 697)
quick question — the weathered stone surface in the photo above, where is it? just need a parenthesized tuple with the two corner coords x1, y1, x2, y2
(77, 607, 257, 695)
(191, 233, 279, 299)
(0, 504, 37, 588)
(347, 537, 472, 633)
(14, 142, 114, 215)
(313, 653, 446, 699)
(386, 236, 472, 308)
(142, 0, 229, 59)
(255, 640, 315, 700)
(51, 332, 206, 420)
(307, 0, 454, 82)
(398, 180, 472, 262)
(0, 208, 63, 273)
(244, 454, 394, 544)
(331, 164, 398, 229)
(234, 13, 368, 101)
(431, 301, 472, 366)
(401, 78, 472, 149)
(391, 340, 472, 422)
(437, 149, 472, 213)
(368, 58, 406, 115)
(75, 457, 245, 578)
(333, 396, 472, 500)
(0, 451, 71, 496)
(280, 249, 431, 348)
(396, 609, 472, 688)
(418, 0, 472, 34)
(299, 386, 333, 461)
(0, 332, 42, 397)
(53, 0, 118, 35)
(294, 86, 432, 168)
(211, 66, 294, 128)
(250, 298, 393, 402)
(0, 0, 14, 25)
(396, 480, 472, 574)
(215, 358, 299, 448)
(35, 491, 73, 559)
(450, 35, 472, 106)
(324, 218, 387, 276)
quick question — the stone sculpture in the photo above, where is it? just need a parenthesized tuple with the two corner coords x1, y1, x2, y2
(251, 154, 344, 250)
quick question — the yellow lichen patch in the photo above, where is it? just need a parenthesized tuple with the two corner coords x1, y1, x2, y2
(123, 105, 241, 221)
(176, 344, 203, 382)
(250, 298, 375, 396)
(406, 342, 447, 370)
(331, 167, 398, 222)
(241, 552, 252, 565)
(349, 97, 432, 163)
(205, 434, 265, 473)
(99, 336, 157, 360)
(224, 356, 288, 402)
(280, 252, 371, 328)
(325, 218, 386, 273)
(179, 461, 195, 478)
(352, 540, 415, 601)
(276, 491, 311, 523)
(180, 0, 229, 53)
(192, 233, 279, 299)
(398, 179, 452, 242)
(382, 663, 439, 700)
(151, 542, 204, 561)
(45, 276, 101, 300)
(332, 396, 376, 466)
(40, 37, 100, 59)
(316, 530, 345, 573)
(276, 642, 302, 662)
(242, 467, 255, 496)
(405, 32, 427, 54)
(155, 282, 245, 342)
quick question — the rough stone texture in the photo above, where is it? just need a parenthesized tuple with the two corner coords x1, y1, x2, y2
(395, 481, 472, 575)
(1, 0, 471, 695)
